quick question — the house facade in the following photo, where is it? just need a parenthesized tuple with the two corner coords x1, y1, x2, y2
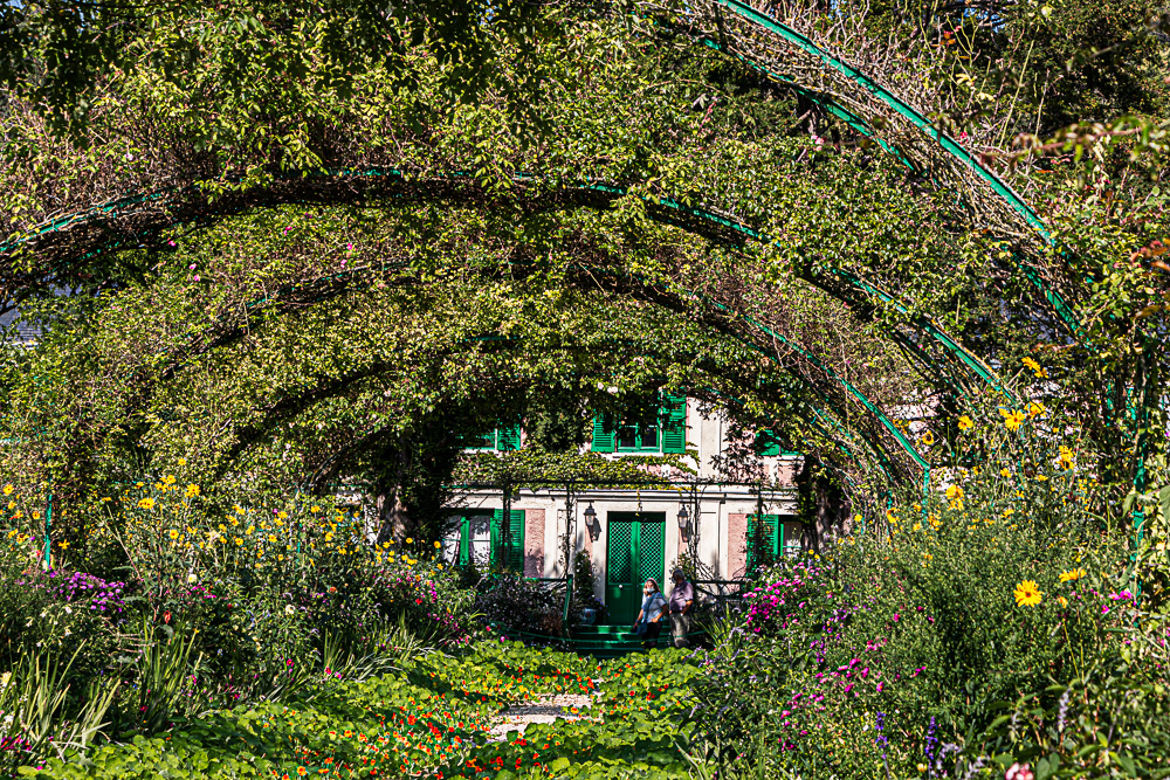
(442, 396, 805, 625)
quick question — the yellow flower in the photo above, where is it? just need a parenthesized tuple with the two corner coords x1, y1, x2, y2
(267, 534, 277, 543)
(1013, 580, 1042, 607)
(245, 525, 255, 535)
(945, 485, 964, 501)
(1000, 468, 1012, 478)
(912, 522, 922, 532)
(310, 505, 321, 513)
(1027, 401, 1046, 419)
(1000, 408, 1027, 432)
(1022, 356, 1042, 374)
(406, 537, 414, 544)
(138, 497, 156, 510)
(58, 540, 70, 550)
(1057, 596, 1068, 607)
(185, 484, 200, 499)
(278, 511, 288, 520)
(234, 505, 245, 515)
(168, 529, 179, 540)
(1057, 446, 1074, 470)
(233, 537, 243, 546)
(163, 474, 176, 486)
(433, 541, 442, 549)
(2, 484, 12, 496)
(177, 458, 187, 466)
(1058, 568, 1086, 583)
(957, 415, 974, 432)
(920, 430, 935, 446)
(885, 508, 899, 524)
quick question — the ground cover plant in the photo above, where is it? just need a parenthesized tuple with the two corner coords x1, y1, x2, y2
(17, 643, 699, 779)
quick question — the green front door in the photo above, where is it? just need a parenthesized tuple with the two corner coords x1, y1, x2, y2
(605, 512, 666, 625)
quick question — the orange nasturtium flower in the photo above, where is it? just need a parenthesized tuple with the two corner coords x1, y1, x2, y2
(1014, 580, 1042, 607)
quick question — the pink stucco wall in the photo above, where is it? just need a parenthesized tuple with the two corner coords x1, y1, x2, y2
(524, 509, 545, 578)
(727, 512, 748, 578)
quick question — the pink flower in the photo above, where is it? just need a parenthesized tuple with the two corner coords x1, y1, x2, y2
(1005, 762, 1034, 780)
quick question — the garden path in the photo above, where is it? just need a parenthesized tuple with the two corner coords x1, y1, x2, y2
(488, 686, 600, 739)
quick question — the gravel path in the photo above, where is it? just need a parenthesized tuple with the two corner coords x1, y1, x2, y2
(488, 691, 598, 739)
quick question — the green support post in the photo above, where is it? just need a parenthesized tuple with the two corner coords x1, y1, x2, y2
(43, 491, 52, 571)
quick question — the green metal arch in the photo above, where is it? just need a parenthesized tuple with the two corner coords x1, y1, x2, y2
(1, 169, 1012, 405)
(148, 255, 912, 480)
(0, 171, 1005, 479)
(683, 0, 1082, 335)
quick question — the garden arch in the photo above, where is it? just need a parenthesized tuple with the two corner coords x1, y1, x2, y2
(0, 0, 1110, 506)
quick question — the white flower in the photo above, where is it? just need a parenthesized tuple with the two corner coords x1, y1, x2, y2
(186, 573, 198, 584)
(284, 605, 295, 616)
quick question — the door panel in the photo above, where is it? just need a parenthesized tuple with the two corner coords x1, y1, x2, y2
(605, 512, 666, 625)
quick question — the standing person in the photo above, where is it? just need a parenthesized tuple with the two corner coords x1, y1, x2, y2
(633, 578, 667, 648)
(669, 568, 694, 648)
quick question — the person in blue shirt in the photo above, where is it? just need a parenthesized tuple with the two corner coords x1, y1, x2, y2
(634, 578, 667, 647)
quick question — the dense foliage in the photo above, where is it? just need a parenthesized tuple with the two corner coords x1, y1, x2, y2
(0, 0, 1168, 778)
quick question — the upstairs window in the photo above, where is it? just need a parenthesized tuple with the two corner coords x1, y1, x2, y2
(591, 393, 686, 454)
(461, 422, 521, 452)
(754, 429, 799, 457)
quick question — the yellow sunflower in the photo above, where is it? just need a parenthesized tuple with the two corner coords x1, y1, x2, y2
(957, 415, 974, 432)
(1000, 409, 1027, 432)
(1013, 580, 1042, 607)
(1058, 568, 1086, 583)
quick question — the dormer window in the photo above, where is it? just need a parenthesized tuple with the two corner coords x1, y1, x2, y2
(591, 393, 686, 454)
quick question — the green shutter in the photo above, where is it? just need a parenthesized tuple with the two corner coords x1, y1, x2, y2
(746, 514, 780, 569)
(491, 509, 525, 572)
(591, 413, 615, 453)
(755, 430, 782, 456)
(459, 515, 470, 566)
(497, 423, 521, 451)
(661, 394, 687, 453)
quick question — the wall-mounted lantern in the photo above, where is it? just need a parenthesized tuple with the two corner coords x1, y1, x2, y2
(677, 503, 691, 535)
(583, 502, 600, 536)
